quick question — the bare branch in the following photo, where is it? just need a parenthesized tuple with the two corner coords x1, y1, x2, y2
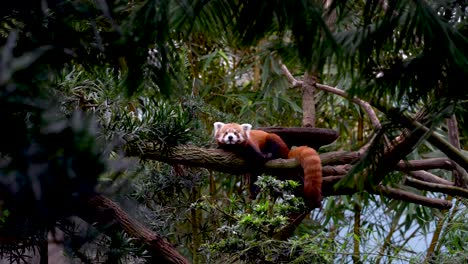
(396, 158, 454, 171)
(302, 71, 318, 127)
(404, 177, 468, 198)
(280, 64, 303, 88)
(400, 115, 468, 171)
(376, 185, 452, 209)
(315, 83, 381, 130)
(408, 171, 453, 186)
(323, 164, 352, 176)
(280, 63, 381, 130)
(447, 115, 467, 187)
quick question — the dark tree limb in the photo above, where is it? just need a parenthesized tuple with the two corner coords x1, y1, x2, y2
(400, 115, 468, 171)
(407, 171, 453, 186)
(375, 186, 452, 209)
(396, 158, 454, 171)
(321, 176, 452, 209)
(77, 194, 189, 264)
(126, 143, 252, 174)
(404, 177, 468, 198)
(359, 122, 429, 187)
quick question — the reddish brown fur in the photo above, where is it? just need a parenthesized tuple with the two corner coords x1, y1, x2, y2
(214, 122, 322, 209)
(214, 123, 289, 160)
(288, 146, 322, 209)
(248, 130, 290, 159)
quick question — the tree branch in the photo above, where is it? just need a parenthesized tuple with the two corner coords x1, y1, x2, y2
(396, 158, 454, 171)
(280, 64, 302, 88)
(407, 171, 453, 186)
(279, 63, 381, 130)
(375, 185, 452, 209)
(322, 176, 452, 209)
(404, 177, 468, 198)
(315, 83, 382, 130)
(399, 114, 468, 171)
(77, 194, 189, 264)
(301, 70, 317, 127)
(125, 143, 466, 208)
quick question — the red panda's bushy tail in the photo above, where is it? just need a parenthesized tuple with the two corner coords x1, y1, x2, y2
(288, 146, 322, 209)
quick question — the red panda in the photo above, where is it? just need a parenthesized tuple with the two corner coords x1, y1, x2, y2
(213, 122, 322, 209)
(213, 122, 289, 162)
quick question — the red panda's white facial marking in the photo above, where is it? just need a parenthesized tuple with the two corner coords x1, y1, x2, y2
(213, 122, 252, 145)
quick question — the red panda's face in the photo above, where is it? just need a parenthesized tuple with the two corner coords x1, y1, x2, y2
(213, 122, 252, 145)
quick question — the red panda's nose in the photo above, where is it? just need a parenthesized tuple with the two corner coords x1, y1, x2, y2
(228, 135, 233, 140)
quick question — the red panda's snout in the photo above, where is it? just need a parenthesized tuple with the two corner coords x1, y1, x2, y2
(218, 130, 245, 144)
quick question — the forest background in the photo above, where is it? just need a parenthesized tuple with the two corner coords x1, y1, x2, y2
(0, 1, 467, 263)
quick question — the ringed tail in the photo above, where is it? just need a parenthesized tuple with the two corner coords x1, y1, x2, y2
(288, 146, 323, 209)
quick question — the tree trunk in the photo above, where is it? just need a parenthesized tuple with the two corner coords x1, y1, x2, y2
(301, 71, 317, 127)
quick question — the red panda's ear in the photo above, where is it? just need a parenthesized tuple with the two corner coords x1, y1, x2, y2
(240, 124, 252, 133)
(213, 122, 225, 134)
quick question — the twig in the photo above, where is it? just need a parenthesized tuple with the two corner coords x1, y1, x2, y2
(280, 64, 302, 88)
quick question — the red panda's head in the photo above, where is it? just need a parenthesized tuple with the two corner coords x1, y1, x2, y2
(213, 122, 252, 145)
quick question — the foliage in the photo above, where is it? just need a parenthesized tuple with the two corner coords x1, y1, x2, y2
(199, 176, 333, 263)
(428, 199, 468, 263)
(0, 0, 467, 263)
(0, 34, 107, 260)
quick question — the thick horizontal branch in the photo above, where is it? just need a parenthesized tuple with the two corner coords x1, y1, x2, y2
(127, 143, 255, 174)
(125, 143, 467, 208)
(126, 144, 372, 176)
(126, 143, 357, 175)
